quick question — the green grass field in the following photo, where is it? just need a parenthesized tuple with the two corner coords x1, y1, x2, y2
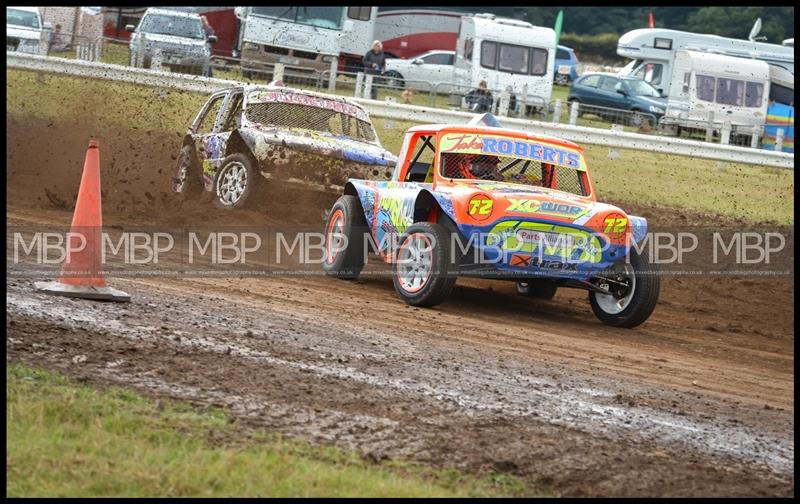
(6, 68, 793, 224)
(7, 364, 528, 497)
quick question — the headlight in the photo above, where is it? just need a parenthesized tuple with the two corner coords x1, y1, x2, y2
(242, 42, 259, 51)
(648, 105, 664, 114)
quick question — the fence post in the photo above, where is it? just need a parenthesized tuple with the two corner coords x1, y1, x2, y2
(552, 99, 562, 123)
(273, 63, 285, 83)
(498, 89, 510, 116)
(151, 47, 163, 71)
(720, 120, 731, 145)
(364, 74, 373, 100)
(355, 72, 364, 98)
(608, 124, 623, 159)
(521, 83, 529, 116)
(750, 125, 761, 149)
(569, 100, 579, 125)
(137, 33, 145, 68)
(775, 128, 785, 152)
(328, 56, 338, 93)
(705, 111, 715, 142)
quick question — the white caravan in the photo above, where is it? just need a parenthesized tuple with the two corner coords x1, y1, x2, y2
(617, 27, 794, 96)
(453, 14, 556, 107)
(661, 50, 771, 139)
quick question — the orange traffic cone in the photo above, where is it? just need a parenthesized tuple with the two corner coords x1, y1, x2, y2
(35, 139, 130, 302)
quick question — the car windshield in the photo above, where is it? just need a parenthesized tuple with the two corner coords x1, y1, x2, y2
(245, 102, 377, 143)
(624, 79, 661, 97)
(437, 133, 588, 196)
(139, 13, 204, 39)
(251, 7, 343, 30)
(7, 8, 40, 29)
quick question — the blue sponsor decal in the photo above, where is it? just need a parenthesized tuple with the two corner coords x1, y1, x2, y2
(482, 138, 580, 168)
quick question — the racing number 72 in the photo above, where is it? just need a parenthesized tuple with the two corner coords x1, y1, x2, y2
(469, 199, 493, 216)
(603, 216, 627, 234)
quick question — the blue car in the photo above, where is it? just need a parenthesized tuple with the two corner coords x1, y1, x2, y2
(554, 45, 579, 86)
(567, 73, 667, 126)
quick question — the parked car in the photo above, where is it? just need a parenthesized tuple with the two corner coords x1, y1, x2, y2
(383, 50, 456, 92)
(127, 8, 216, 76)
(6, 6, 50, 54)
(172, 84, 398, 209)
(567, 73, 667, 127)
(554, 45, 579, 85)
(322, 113, 660, 328)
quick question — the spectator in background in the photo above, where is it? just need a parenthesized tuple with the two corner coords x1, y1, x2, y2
(363, 40, 386, 100)
(401, 87, 415, 104)
(465, 80, 493, 113)
(48, 24, 68, 53)
(201, 16, 215, 77)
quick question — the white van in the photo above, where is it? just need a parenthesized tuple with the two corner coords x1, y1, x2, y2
(661, 50, 770, 140)
(453, 13, 556, 108)
(6, 6, 51, 54)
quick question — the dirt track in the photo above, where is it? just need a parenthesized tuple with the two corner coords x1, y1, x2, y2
(6, 116, 795, 496)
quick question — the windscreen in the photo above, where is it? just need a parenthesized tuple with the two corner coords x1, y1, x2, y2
(139, 14, 204, 39)
(245, 102, 376, 142)
(438, 133, 588, 196)
(625, 79, 661, 97)
(7, 8, 40, 29)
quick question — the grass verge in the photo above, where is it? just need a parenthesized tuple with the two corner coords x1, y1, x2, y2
(6, 68, 793, 224)
(6, 363, 529, 497)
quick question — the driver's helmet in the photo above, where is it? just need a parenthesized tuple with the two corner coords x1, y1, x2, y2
(458, 154, 501, 180)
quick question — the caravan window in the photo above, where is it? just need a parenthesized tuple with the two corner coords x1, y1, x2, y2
(530, 48, 548, 76)
(716, 78, 744, 106)
(745, 82, 764, 107)
(498, 44, 530, 74)
(696, 75, 715, 102)
(347, 7, 371, 21)
(480, 41, 497, 69)
(464, 38, 474, 61)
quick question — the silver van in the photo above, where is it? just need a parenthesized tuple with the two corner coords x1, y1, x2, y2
(127, 8, 216, 76)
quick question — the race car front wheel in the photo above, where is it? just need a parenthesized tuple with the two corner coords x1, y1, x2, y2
(392, 222, 457, 308)
(589, 247, 660, 328)
(172, 145, 203, 198)
(214, 153, 256, 210)
(323, 195, 368, 280)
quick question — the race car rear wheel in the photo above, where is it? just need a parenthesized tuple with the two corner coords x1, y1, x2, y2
(172, 145, 203, 199)
(589, 247, 660, 328)
(516, 279, 558, 300)
(214, 153, 256, 209)
(323, 195, 368, 280)
(392, 222, 457, 307)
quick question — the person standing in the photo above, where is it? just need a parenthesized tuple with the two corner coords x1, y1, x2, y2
(362, 40, 386, 100)
(465, 80, 494, 113)
(201, 16, 215, 77)
(48, 24, 68, 53)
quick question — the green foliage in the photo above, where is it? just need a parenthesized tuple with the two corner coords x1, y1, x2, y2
(524, 7, 793, 62)
(6, 364, 532, 497)
(558, 33, 622, 64)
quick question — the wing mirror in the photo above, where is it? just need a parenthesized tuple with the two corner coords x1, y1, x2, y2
(125, 24, 135, 33)
(42, 21, 53, 31)
(208, 35, 218, 44)
(412, 58, 423, 65)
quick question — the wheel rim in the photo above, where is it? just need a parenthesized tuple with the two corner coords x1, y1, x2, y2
(631, 112, 643, 126)
(516, 281, 530, 294)
(325, 209, 345, 265)
(173, 151, 190, 193)
(216, 161, 248, 205)
(594, 263, 636, 314)
(397, 233, 433, 294)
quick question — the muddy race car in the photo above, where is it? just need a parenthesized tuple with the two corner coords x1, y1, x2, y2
(323, 114, 660, 328)
(172, 84, 397, 208)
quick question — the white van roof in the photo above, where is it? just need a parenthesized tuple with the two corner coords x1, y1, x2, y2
(469, 14, 555, 45)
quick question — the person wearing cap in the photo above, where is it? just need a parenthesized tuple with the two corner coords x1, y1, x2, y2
(362, 40, 386, 100)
